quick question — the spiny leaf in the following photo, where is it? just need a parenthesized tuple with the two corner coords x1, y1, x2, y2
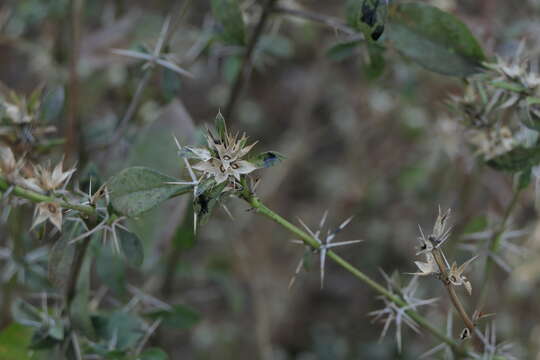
(386, 3, 485, 77)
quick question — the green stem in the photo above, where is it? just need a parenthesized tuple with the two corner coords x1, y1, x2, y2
(478, 187, 522, 309)
(244, 194, 468, 356)
(0, 176, 96, 217)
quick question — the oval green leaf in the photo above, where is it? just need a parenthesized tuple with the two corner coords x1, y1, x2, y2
(108, 167, 192, 217)
(386, 3, 485, 77)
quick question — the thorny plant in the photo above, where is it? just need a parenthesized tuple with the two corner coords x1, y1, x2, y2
(1, 1, 538, 359)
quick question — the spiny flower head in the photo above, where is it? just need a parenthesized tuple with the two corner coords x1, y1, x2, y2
(33, 159, 75, 193)
(178, 112, 260, 185)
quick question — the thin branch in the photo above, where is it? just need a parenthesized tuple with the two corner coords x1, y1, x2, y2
(431, 248, 476, 333)
(0, 176, 96, 216)
(223, 0, 278, 120)
(273, 5, 358, 36)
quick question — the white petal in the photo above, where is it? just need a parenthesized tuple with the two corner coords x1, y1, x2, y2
(233, 160, 257, 175)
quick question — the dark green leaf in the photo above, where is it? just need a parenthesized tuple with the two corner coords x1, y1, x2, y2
(0, 324, 33, 360)
(386, 3, 485, 76)
(248, 151, 285, 168)
(69, 252, 95, 339)
(364, 42, 386, 80)
(346, 0, 388, 41)
(40, 85, 65, 123)
(139, 348, 169, 360)
(173, 207, 195, 250)
(211, 0, 246, 46)
(109, 167, 192, 217)
(118, 228, 144, 267)
(326, 40, 362, 62)
(146, 304, 200, 330)
(518, 168, 532, 190)
(487, 146, 540, 172)
(95, 241, 126, 294)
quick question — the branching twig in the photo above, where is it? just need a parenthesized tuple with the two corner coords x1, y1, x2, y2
(242, 192, 469, 357)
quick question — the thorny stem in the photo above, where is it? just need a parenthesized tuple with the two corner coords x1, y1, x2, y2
(0, 176, 96, 217)
(431, 248, 476, 334)
(223, 0, 278, 120)
(243, 193, 469, 357)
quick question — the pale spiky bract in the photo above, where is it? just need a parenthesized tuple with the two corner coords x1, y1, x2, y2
(295, 211, 362, 289)
(369, 271, 438, 352)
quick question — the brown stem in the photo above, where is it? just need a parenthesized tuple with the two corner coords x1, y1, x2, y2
(66, 0, 84, 162)
(431, 248, 476, 333)
(223, 0, 278, 120)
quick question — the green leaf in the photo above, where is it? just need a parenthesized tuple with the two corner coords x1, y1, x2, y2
(48, 222, 82, 293)
(346, 0, 388, 41)
(386, 3, 485, 76)
(326, 40, 362, 62)
(139, 348, 169, 360)
(364, 42, 386, 80)
(69, 251, 95, 339)
(40, 85, 65, 123)
(248, 151, 285, 168)
(95, 241, 126, 294)
(146, 304, 200, 330)
(108, 167, 192, 217)
(118, 228, 144, 267)
(211, 0, 246, 46)
(487, 146, 540, 172)
(173, 207, 196, 250)
(0, 324, 33, 360)
(92, 311, 145, 351)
